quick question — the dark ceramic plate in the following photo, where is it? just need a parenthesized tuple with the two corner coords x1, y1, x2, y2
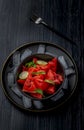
(1, 42, 78, 112)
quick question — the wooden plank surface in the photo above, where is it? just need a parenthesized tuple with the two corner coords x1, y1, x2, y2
(0, 0, 83, 130)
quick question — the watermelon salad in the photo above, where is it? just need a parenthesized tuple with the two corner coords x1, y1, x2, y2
(17, 57, 64, 99)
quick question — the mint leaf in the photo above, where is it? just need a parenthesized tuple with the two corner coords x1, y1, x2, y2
(25, 61, 36, 68)
(35, 89, 43, 95)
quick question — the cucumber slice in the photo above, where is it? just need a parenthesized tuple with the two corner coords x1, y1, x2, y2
(36, 60, 48, 65)
(19, 71, 29, 79)
(32, 71, 46, 75)
(44, 79, 55, 85)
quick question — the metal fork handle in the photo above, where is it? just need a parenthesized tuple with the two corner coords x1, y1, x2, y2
(41, 21, 77, 46)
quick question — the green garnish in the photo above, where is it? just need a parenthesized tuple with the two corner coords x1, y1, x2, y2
(35, 89, 43, 95)
(25, 61, 36, 68)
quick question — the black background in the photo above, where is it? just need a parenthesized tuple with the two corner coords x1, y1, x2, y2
(0, 0, 84, 130)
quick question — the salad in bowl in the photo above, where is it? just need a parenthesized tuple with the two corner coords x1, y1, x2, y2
(17, 54, 64, 99)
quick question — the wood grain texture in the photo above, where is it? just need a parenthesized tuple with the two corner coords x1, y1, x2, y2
(0, 0, 83, 130)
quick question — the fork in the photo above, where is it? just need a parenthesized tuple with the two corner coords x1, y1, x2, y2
(30, 14, 77, 46)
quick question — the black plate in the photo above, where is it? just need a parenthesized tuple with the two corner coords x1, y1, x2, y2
(1, 41, 78, 112)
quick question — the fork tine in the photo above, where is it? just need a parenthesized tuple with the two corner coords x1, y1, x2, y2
(30, 14, 42, 24)
(30, 14, 38, 22)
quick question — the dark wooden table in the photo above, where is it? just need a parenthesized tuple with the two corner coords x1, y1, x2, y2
(0, 0, 84, 130)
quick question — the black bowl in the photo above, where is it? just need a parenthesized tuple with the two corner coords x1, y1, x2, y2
(16, 53, 65, 100)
